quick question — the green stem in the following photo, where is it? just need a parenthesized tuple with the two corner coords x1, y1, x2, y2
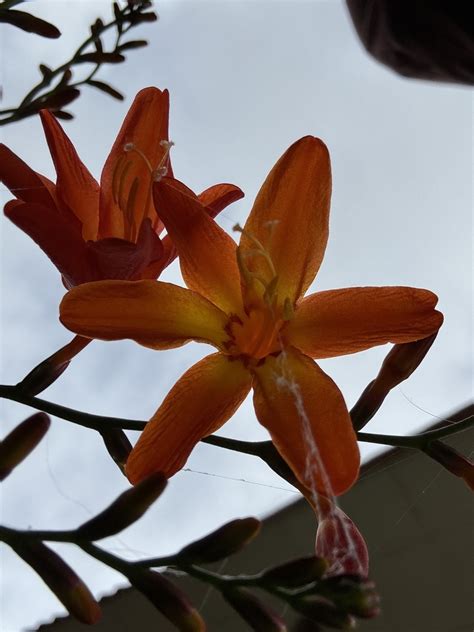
(0, 384, 145, 431)
(0, 7, 137, 125)
(0, 383, 472, 450)
(0, 525, 75, 544)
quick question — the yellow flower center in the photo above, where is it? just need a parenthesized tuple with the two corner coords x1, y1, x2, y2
(110, 140, 174, 241)
(223, 224, 294, 363)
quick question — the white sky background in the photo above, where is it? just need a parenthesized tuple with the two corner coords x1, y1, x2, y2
(0, 1, 472, 630)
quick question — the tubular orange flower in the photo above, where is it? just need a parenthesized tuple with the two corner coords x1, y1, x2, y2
(60, 137, 443, 497)
(0, 87, 243, 288)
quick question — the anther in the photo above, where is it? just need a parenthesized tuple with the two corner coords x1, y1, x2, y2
(159, 140, 175, 150)
(152, 166, 168, 182)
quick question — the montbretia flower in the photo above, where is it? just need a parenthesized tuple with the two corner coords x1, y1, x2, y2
(60, 137, 443, 494)
(0, 87, 243, 288)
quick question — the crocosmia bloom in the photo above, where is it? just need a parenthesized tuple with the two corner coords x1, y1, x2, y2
(0, 87, 243, 288)
(60, 137, 443, 495)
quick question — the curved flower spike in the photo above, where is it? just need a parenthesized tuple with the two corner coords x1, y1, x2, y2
(1, 87, 243, 287)
(61, 136, 443, 497)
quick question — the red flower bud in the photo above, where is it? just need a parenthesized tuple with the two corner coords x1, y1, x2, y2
(177, 517, 261, 564)
(224, 587, 287, 631)
(424, 440, 474, 491)
(76, 472, 167, 540)
(0, 413, 50, 480)
(315, 508, 369, 578)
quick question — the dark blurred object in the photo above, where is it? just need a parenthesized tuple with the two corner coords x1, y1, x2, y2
(346, 0, 474, 85)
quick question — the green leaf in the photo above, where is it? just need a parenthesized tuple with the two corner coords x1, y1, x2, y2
(38, 63, 53, 78)
(53, 111, 74, 121)
(0, 9, 60, 38)
(118, 39, 148, 51)
(41, 87, 80, 110)
(87, 80, 124, 101)
(77, 52, 125, 64)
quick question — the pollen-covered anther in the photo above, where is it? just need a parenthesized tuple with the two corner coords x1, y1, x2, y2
(152, 166, 168, 182)
(159, 139, 175, 150)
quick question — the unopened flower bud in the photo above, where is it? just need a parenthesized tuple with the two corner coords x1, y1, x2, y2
(315, 508, 369, 578)
(424, 440, 474, 491)
(100, 428, 132, 475)
(377, 334, 437, 390)
(292, 595, 356, 629)
(76, 473, 167, 540)
(223, 587, 287, 631)
(0, 413, 50, 480)
(318, 575, 380, 619)
(11, 538, 101, 624)
(351, 334, 436, 430)
(177, 517, 261, 564)
(261, 556, 328, 588)
(17, 335, 91, 395)
(127, 568, 205, 631)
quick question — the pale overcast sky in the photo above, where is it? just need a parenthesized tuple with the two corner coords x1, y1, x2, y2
(1, 1, 472, 630)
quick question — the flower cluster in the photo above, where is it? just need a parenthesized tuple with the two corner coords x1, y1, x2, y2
(1, 86, 444, 584)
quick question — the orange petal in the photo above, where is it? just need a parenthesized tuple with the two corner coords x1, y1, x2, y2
(198, 183, 244, 218)
(0, 144, 56, 207)
(287, 287, 444, 358)
(240, 137, 331, 304)
(126, 353, 251, 483)
(153, 177, 242, 314)
(39, 110, 100, 240)
(5, 200, 91, 287)
(252, 347, 359, 496)
(99, 87, 170, 239)
(60, 280, 229, 350)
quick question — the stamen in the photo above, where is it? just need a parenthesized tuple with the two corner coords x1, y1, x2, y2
(152, 166, 168, 182)
(233, 223, 277, 279)
(122, 142, 154, 173)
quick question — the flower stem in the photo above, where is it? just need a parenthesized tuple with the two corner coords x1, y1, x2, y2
(0, 384, 471, 451)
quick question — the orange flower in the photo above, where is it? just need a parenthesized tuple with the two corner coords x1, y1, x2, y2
(0, 87, 243, 288)
(60, 137, 443, 495)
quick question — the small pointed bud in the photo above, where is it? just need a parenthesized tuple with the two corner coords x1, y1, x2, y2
(17, 360, 70, 395)
(0, 413, 50, 480)
(76, 473, 166, 540)
(11, 538, 100, 624)
(377, 334, 437, 390)
(315, 508, 369, 578)
(292, 595, 356, 629)
(224, 587, 287, 631)
(424, 440, 474, 491)
(261, 556, 328, 588)
(17, 336, 91, 395)
(177, 518, 261, 564)
(318, 575, 380, 619)
(351, 334, 437, 430)
(127, 568, 205, 631)
(100, 428, 132, 475)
